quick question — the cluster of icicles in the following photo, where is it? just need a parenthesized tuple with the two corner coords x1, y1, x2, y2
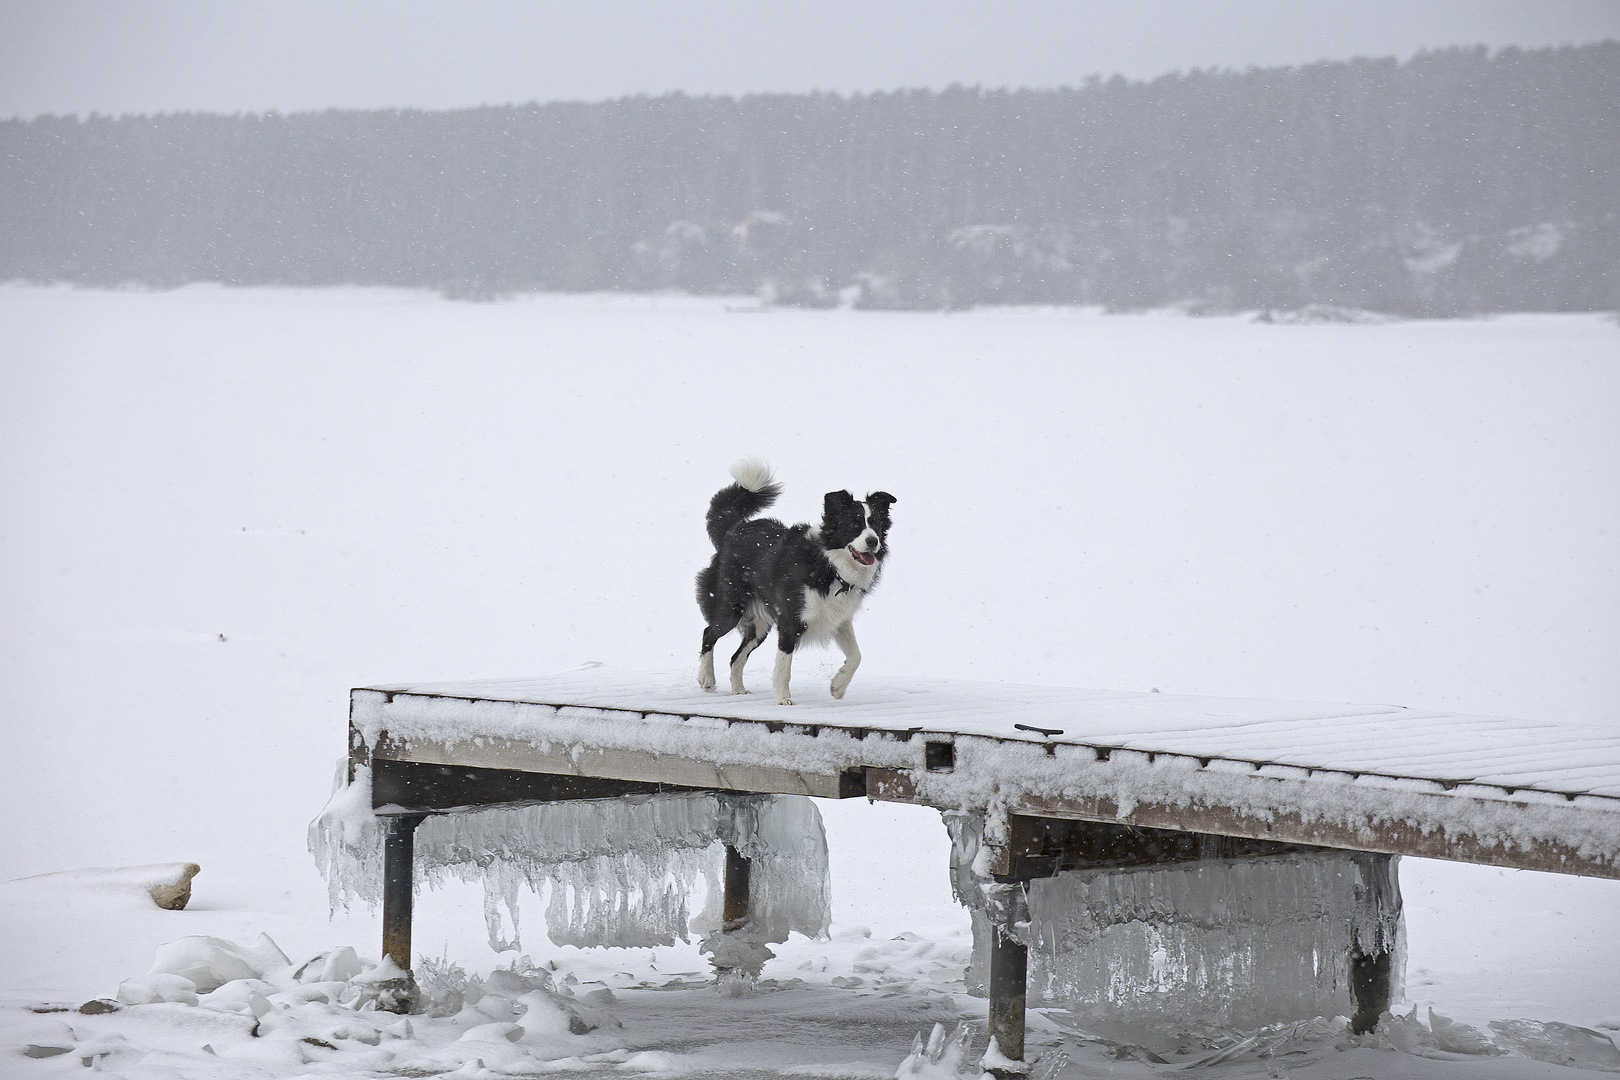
(309, 767, 830, 956)
(314, 768, 1406, 1031)
(945, 810, 1405, 1032)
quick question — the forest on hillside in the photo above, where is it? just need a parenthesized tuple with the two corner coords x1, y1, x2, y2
(2, 43, 1616, 313)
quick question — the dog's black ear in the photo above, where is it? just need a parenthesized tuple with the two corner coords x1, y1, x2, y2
(865, 491, 896, 532)
(823, 490, 858, 517)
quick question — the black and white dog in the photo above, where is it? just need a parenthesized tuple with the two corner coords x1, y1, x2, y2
(696, 459, 896, 705)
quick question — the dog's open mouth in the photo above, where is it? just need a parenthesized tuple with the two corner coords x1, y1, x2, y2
(849, 546, 876, 566)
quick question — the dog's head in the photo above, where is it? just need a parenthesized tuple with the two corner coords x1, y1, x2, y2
(821, 489, 897, 567)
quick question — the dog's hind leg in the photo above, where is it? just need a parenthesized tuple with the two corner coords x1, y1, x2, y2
(829, 621, 861, 699)
(729, 620, 768, 694)
(696, 562, 726, 691)
(699, 616, 740, 691)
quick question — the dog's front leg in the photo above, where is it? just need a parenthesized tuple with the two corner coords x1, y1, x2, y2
(772, 649, 795, 705)
(772, 623, 803, 705)
(830, 621, 861, 699)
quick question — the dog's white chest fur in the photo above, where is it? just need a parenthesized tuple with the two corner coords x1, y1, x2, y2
(800, 583, 865, 645)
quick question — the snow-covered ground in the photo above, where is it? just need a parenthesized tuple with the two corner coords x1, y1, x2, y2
(1, 284, 1617, 1077)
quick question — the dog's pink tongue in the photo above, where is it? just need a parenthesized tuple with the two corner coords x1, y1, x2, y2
(851, 548, 876, 566)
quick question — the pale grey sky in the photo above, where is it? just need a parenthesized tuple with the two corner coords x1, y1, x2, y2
(2, 0, 1617, 119)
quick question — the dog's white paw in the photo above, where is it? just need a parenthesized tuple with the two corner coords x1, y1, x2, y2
(732, 688, 751, 695)
(776, 696, 794, 706)
(697, 653, 716, 690)
(830, 675, 851, 698)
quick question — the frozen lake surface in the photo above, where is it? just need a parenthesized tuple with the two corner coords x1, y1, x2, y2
(1, 285, 1617, 1076)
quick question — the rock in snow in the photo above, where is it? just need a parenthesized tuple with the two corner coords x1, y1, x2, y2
(146, 863, 201, 910)
(7, 862, 201, 910)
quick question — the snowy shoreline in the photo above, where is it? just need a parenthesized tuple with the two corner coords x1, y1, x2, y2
(2, 286, 1616, 1076)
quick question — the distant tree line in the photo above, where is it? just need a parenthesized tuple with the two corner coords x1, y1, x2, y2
(2, 43, 1616, 314)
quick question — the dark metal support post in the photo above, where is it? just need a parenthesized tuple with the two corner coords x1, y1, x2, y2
(722, 842, 752, 928)
(704, 841, 759, 986)
(1348, 851, 1401, 1034)
(379, 812, 426, 1013)
(987, 924, 1028, 1075)
(1349, 948, 1393, 1034)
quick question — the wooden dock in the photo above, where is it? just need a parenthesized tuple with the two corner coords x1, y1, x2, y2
(345, 666, 1620, 1071)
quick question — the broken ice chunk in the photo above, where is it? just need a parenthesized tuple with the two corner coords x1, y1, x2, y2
(116, 973, 199, 1005)
(1379, 1007, 1441, 1056)
(149, 933, 289, 992)
(1428, 1008, 1501, 1055)
(198, 978, 276, 1012)
(294, 945, 363, 984)
(1489, 1019, 1620, 1071)
(895, 1022, 977, 1078)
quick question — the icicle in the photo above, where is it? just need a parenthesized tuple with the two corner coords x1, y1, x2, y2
(540, 847, 711, 948)
(944, 810, 1404, 1034)
(307, 763, 385, 912)
(481, 860, 523, 952)
(310, 782, 831, 953)
(1019, 853, 1404, 1032)
(726, 791, 832, 942)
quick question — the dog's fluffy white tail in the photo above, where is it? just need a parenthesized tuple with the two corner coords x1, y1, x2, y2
(729, 457, 775, 493)
(707, 458, 781, 548)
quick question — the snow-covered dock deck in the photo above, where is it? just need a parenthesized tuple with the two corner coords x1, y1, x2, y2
(351, 666, 1620, 879)
(345, 667, 1619, 1060)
